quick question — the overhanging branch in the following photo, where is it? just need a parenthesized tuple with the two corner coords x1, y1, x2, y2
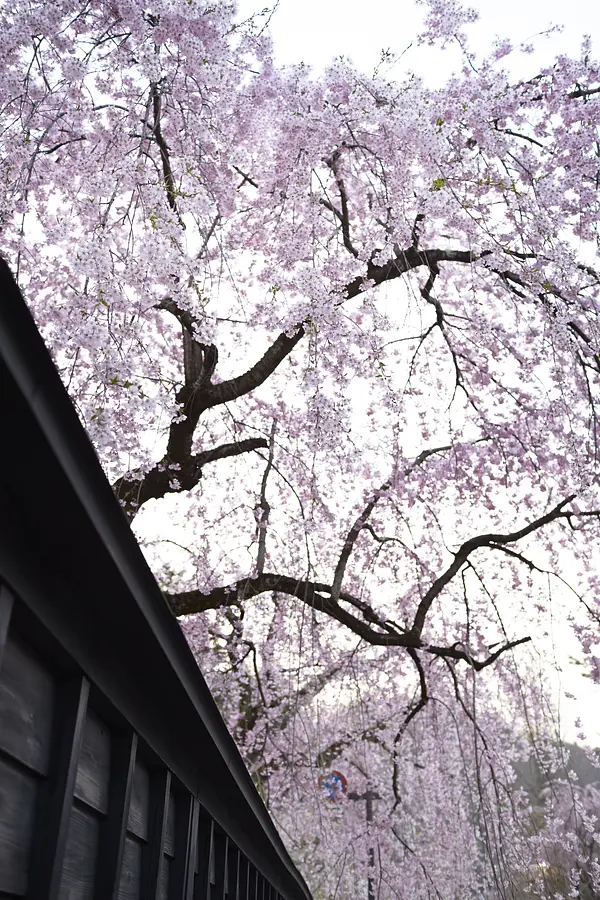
(167, 496, 600, 668)
(113, 437, 267, 520)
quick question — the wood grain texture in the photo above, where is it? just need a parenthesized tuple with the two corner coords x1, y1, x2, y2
(0, 584, 13, 671)
(57, 804, 99, 900)
(97, 731, 137, 900)
(142, 769, 170, 900)
(164, 792, 176, 858)
(127, 758, 150, 841)
(117, 835, 143, 900)
(157, 855, 170, 900)
(0, 635, 55, 774)
(74, 710, 111, 814)
(0, 755, 38, 895)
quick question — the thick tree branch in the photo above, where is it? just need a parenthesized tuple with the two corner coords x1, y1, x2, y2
(568, 85, 600, 100)
(410, 495, 578, 638)
(113, 437, 267, 520)
(393, 648, 428, 807)
(167, 572, 412, 643)
(113, 300, 303, 520)
(344, 246, 487, 301)
(324, 147, 359, 258)
(426, 636, 532, 671)
(200, 326, 306, 409)
(166, 572, 528, 670)
(256, 421, 277, 574)
(154, 298, 218, 462)
(330, 480, 391, 603)
(168, 497, 600, 667)
(151, 82, 184, 226)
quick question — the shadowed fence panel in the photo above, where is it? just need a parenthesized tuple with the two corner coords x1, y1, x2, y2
(0, 259, 313, 900)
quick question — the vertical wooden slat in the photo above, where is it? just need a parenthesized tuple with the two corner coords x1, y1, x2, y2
(28, 674, 90, 900)
(247, 866, 257, 900)
(184, 799, 200, 900)
(95, 731, 137, 900)
(222, 837, 230, 899)
(0, 583, 14, 670)
(226, 843, 239, 900)
(211, 830, 227, 900)
(236, 856, 249, 900)
(170, 792, 199, 900)
(194, 815, 213, 900)
(144, 769, 171, 900)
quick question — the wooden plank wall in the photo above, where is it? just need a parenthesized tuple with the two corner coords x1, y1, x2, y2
(0, 582, 284, 900)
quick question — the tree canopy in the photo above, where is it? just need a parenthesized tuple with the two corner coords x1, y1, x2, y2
(2, 0, 600, 895)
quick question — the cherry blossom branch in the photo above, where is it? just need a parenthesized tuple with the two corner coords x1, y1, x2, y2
(324, 147, 359, 258)
(330, 444, 453, 602)
(166, 572, 529, 671)
(167, 496, 599, 666)
(344, 246, 487, 300)
(256, 421, 277, 575)
(409, 495, 580, 638)
(568, 85, 600, 100)
(315, 721, 387, 770)
(113, 302, 303, 519)
(113, 437, 267, 520)
(120, 240, 569, 522)
(391, 829, 445, 900)
(200, 326, 306, 409)
(150, 81, 184, 225)
(425, 637, 532, 671)
(393, 648, 428, 807)
(330, 479, 391, 603)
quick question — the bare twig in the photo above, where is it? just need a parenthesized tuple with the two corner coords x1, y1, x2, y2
(410, 495, 579, 639)
(330, 479, 391, 603)
(151, 81, 185, 228)
(324, 147, 359, 258)
(256, 421, 277, 574)
(392, 648, 429, 807)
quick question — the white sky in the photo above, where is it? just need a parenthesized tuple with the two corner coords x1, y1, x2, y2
(229, 0, 600, 748)
(238, 0, 600, 86)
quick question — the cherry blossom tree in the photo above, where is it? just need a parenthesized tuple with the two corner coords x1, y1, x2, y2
(2, 0, 600, 895)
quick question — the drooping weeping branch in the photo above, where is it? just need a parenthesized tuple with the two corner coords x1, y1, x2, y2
(393, 648, 429, 807)
(409, 494, 580, 637)
(113, 244, 487, 520)
(167, 495, 600, 669)
(330, 443, 455, 603)
(113, 437, 268, 518)
(256, 421, 277, 574)
(330, 479, 391, 603)
(150, 81, 184, 227)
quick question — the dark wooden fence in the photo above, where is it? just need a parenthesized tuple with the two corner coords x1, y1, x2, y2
(0, 259, 313, 900)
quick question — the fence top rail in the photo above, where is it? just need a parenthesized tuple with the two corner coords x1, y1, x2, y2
(0, 258, 313, 900)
